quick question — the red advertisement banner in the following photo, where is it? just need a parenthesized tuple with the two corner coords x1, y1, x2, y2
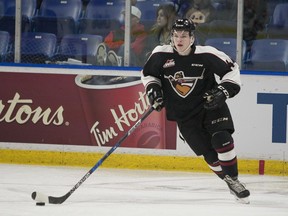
(0, 72, 176, 149)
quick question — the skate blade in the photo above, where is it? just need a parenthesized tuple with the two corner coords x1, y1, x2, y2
(230, 190, 250, 204)
(235, 196, 250, 204)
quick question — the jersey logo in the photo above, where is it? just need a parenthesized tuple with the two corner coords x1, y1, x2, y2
(163, 59, 175, 68)
(164, 70, 204, 98)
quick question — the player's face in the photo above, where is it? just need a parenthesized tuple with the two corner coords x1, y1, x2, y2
(172, 30, 193, 55)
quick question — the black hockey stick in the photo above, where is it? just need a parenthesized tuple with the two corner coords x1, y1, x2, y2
(31, 106, 154, 204)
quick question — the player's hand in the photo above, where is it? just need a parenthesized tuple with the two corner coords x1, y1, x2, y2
(203, 85, 228, 110)
(147, 84, 164, 112)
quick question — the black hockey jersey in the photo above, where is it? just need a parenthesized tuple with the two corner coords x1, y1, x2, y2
(141, 44, 241, 121)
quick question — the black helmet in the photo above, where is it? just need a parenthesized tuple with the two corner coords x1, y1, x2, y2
(172, 18, 195, 35)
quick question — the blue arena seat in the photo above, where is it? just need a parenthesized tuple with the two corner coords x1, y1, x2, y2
(272, 3, 288, 28)
(52, 34, 103, 64)
(32, 0, 82, 40)
(204, 38, 246, 61)
(267, 3, 288, 40)
(3, 0, 36, 18)
(267, 26, 288, 40)
(5, 32, 57, 64)
(136, 1, 162, 20)
(78, 1, 123, 38)
(84, 0, 124, 20)
(246, 39, 288, 72)
(207, 20, 237, 39)
(0, 31, 10, 62)
(0, 0, 37, 38)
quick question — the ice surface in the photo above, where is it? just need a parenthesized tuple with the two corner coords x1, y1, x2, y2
(0, 164, 287, 216)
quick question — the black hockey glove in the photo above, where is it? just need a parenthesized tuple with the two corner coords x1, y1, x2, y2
(146, 84, 164, 112)
(203, 85, 229, 110)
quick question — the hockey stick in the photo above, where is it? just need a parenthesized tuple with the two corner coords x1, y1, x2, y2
(31, 106, 154, 204)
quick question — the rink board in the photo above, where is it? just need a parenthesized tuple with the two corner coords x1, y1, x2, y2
(0, 65, 287, 175)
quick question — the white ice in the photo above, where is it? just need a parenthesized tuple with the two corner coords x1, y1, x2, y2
(0, 164, 287, 216)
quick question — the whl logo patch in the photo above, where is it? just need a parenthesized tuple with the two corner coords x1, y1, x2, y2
(163, 59, 175, 68)
(164, 70, 204, 98)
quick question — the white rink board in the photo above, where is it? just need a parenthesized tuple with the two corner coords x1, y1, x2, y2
(226, 74, 288, 160)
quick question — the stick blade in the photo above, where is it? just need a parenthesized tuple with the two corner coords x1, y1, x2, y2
(31, 191, 49, 203)
(31, 191, 68, 204)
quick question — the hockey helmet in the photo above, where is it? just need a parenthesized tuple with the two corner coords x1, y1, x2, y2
(171, 18, 195, 35)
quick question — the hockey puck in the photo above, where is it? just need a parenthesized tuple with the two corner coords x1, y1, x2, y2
(36, 202, 45, 206)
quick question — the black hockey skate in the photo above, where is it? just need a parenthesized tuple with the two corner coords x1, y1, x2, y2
(224, 175, 250, 204)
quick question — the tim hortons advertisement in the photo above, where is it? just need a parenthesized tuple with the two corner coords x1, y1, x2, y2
(0, 72, 176, 149)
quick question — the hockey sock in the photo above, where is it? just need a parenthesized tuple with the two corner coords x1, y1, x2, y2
(203, 150, 224, 179)
(211, 131, 238, 177)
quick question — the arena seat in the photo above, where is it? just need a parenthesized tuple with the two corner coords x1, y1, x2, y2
(272, 3, 288, 28)
(207, 20, 237, 39)
(78, 0, 123, 38)
(266, 3, 288, 40)
(5, 32, 57, 64)
(136, 0, 176, 31)
(136, 1, 176, 21)
(2, 0, 36, 18)
(204, 38, 246, 61)
(136, 1, 161, 20)
(246, 39, 288, 72)
(31, 0, 82, 41)
(84, 0, 124, 20)
(0, 31, 10, 62)
(0, 0, 37, 38)
(51, 34, 103, 64)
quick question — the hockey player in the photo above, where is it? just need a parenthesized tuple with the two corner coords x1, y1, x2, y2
(141, 18, 250, 204)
